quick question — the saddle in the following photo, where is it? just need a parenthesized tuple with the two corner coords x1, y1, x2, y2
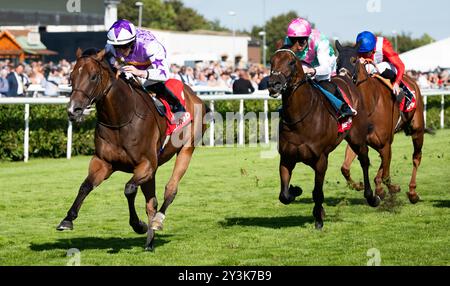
(310, 79, 355, 133)
(124, 74, 192, 136)
(372, 74, 417, 113)
(363, 60, 417, 113)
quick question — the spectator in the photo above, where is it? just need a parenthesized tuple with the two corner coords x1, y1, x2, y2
(195, 72, 208, 86)
(0, 68, 9, 96)
(176, 66, 195, 86)
(258, 75, 270, 90)
(44, 67, 64, 96)
(6, 64, 26, 97)
(232, 68, 255, 94)
(217, 72, 232, 89)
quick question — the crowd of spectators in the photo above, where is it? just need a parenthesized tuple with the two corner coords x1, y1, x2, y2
(406, 69, 449, 89)
(0, 57, 448, 97)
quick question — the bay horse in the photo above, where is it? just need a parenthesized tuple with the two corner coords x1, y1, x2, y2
(335, 41, 425, 204)
(56, 48, 207, 251)
(268, 48, 380, 230)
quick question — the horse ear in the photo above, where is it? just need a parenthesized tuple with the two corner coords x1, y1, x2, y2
(275, 39, 284, 50)
(76, 48, 83, 59)
(335, 40, 343, 52)
(95, 49, 106, 61)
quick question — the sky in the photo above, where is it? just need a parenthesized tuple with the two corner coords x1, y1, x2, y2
(181, 0, 450, 42)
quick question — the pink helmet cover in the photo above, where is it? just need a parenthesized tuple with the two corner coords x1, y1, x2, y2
(287, 18, 312, 37)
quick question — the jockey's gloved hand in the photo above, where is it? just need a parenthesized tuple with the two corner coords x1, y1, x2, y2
(392, 83, 401, 95)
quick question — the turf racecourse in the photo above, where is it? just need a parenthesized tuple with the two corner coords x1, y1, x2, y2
(0, 130, 449, 266)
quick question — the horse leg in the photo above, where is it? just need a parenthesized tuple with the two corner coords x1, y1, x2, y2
(349, 142, 381, 207)
(152, 146, 194, 231)
(57, 156, 112, 231)
(278, 157, 302, 205)
(312, 155, 327, 230)
(341, 144, 364, 191)
(374, 166, 385, 200)
(141, 178, 157, 251)
(379, 144, 401, 195)
(407, 129, 423, 204)
(124, 160, 155, 234)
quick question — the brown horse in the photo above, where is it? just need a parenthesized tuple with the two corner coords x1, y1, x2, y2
(268, 48, 380, 230)
(56, 48, 207, 251)
(335, 41, 425, 204)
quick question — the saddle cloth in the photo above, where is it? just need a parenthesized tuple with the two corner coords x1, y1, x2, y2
(155, 79, 192, 136)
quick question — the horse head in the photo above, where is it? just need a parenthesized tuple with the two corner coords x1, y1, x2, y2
(335, 40, 362, 83)
(67, 48, 113, 122)
(268, 48, 306, 98)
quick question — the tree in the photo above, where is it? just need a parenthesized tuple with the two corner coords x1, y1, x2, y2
(118, 0, 177, 30)
(117, 0, 229, 32)
(378, 32, 435, 54)
(250, 11, 312, 65)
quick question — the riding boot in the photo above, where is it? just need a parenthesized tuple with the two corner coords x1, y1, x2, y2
(147, 82, 186, 114)
(319, 80, 355, 119)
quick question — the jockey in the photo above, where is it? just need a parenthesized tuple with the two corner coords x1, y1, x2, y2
(284, 18, 355, 119)
(105, 19, 185, 114)
(356, 31, 407, 102)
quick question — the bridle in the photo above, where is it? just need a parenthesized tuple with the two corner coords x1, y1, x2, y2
(338, 58, 371, 86)
(270, 49, 309, 94)
(71, 56, 114, 108)
(71, 56, 138, 129)
(271, 49, 315, 126)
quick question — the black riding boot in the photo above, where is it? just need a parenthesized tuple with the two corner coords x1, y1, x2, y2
(147, 82, 186, 114)
(319, 80, 355, 119)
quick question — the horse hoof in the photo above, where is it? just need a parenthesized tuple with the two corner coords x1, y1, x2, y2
(388, 184, 401, 194)
(315, 221, 323, 230)
(279, 193, 295, 205)
(351, 182, 364, 192)
(289, 185, 303, 198)
(56, 220, 73, 231)
(144, 242, 155, 252)
(132, 221, 148, 235)
(375, 188, 386, 200)
(407, 192, 420, 204)
(151, 222, 163, 231)
(368, 195, 381, 207)
(151, 212, 165, 231)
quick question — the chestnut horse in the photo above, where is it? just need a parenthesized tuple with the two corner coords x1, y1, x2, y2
(56, 48, 207, 251)
(268, 48, 380, 230)
(335, 41, 425, 204)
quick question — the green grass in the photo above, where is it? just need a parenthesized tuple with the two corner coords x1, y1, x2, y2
(0, 130, 449, 266)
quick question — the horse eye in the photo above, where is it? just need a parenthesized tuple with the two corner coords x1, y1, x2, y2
(350, 57, 357, 64)
(90, 74, 98, 81)
(289, 60, 296, 66)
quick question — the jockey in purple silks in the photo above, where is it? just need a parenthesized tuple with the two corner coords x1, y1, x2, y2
(105, 19, 185, 114)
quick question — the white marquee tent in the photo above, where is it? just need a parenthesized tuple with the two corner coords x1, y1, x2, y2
(400, 37, 450, 72)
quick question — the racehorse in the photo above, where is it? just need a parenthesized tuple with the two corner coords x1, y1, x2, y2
(56, 48, 207, 251)
(268, 48, 380, 230)
(335, 41, 425, 204)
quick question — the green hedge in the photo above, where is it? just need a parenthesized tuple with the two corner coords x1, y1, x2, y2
(0, 104, 96, 161)
(0, 96, 448, 161)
